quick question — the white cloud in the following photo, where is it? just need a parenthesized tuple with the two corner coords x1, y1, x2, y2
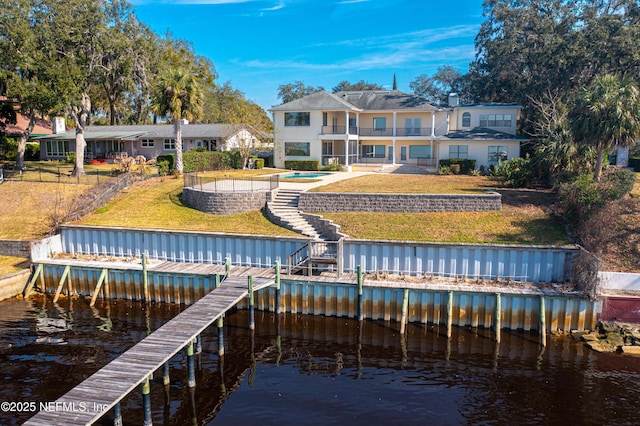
(129, 0, 257, 4)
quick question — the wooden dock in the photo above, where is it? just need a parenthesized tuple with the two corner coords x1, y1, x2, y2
(24, 274, 274, 426)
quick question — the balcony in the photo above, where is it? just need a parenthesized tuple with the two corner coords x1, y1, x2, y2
(321, 126, 359, 135)
(359, 127, 433, 137)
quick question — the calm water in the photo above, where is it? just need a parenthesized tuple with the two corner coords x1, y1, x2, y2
(2, 295, 640, 425)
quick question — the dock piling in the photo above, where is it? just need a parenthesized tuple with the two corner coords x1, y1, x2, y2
(142, 377, 152, 426)
(357, 265, 363, 321)
(446, 291, 453, 339)
(495, 293, 502, 343)
(113, 402, 122, 426)
(248, 276, 255, 330)
(162, 362, 170, 386)
(217, 316, 225, 357)
(142, 253, 149, 303)
(225, 257, 231, 277)
(187, 340, 196, 388)
(275, 260, 281, 314)
(540, 296, 546, 347)
(400, 288, 409, 334)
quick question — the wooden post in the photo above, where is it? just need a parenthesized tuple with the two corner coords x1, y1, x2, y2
(214, 273, 221, 288)
(540, 296, 547, 347)
(225, 257, 231, 277)
(53, 265, 71, 303)
(23, 263, 43, 297)
(187, 340, 196, 388)
(142, 253, 149, 303)
(162, 361, 170, 386)
(142, 376, 152, 426)
(446, 291, 453, 339)
(217, 316, 225, 356)
(248, 275, 255, 330)
(357, 265, 363, 321)
(400, 288, 409, 334)
(495, 293, 502, 344)
(195, 334, 202, 354)
(275, 260, 281, 314)
(90, 268, 109, 307)
(113, 402, 123, 426)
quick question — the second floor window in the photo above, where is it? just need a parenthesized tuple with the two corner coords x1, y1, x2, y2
(462, 112, 471, 127)
(285, 112, 310, 126)
(373, 117, 386, 130)
(480, 114, 512, 127)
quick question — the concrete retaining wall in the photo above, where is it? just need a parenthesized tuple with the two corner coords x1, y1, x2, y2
(0, 240, 32, 257)
(598, 271, 640, 292)
(181, 187, 272, 215)
(0, 269, 30, 301)
(298, 192, 502, 212)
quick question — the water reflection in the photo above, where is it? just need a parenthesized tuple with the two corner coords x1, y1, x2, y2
(0, 296, 639, 425)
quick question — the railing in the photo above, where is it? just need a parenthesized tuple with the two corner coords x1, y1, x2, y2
(0, 165, 124, 185)
(183, 173, 279, 192)
(396, 127, 432, 137)
(287, 243, 309, 275)
(359, 128, 394, 137)
(320, 126, 359, 135)
(309, 241, 339, 263)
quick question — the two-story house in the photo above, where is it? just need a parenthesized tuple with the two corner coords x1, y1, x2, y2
(270, 90, 526, 170)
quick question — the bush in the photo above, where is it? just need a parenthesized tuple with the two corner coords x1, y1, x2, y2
(253, 158, 264, 169)
(438, 158, 476, 174)
(25, 143, 40, 160)
(183, 151, 229, 173)
(225, 151, 243, 169)
(322, 162, 343, 171)
(601, 167, 636, 200)
(285, 160, 320, 171)
(437, 165, 452, 175)
(0, 136, 17, 160)
(66, 152, 76, 164)
(450, 163, 461, 174)
(491, 156, 533, 188)
(156, 160, 170, 176)
(157, 154, 175, 174)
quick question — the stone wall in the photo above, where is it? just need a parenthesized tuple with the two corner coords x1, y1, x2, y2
(300, 213, 347, 241)
(182, 187, 272, 215)
(298, 192, 502, 213)
(0, 240, 32, 257)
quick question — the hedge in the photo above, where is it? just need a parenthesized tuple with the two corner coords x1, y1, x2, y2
(156, 154, 175, 173)
(284, 160, 320, 171)
(183, 151, 230, 173)
(438, 158, 476, 174)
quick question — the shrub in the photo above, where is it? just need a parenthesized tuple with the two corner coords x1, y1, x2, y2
(437, 165, 452, 175)
(438, 158, 476, 174)
(253, 158, 264, 169)
(492, 156, 533, 188)
(225, 150, 243, 169)
(25, 143, 40, 160)
(156, 160, 170, 176)
(183, 151, 229, 173)
(285, 160, 320, 171)
(322, 162, 343, 171)
(156, 154, 175, 173)
(601, 167, 636, 200)
(450, 163, 461, 174)
(66, 152, 76, 164)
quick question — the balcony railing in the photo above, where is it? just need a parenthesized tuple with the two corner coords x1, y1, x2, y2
(396, 127, 433, 137)
(359, 128, 394, 137)
(321, 126, 359, 135)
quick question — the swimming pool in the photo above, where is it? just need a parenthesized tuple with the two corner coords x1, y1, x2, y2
(281, 172, 329, 179)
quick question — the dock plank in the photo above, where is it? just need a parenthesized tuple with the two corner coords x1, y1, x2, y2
(24, 275, 274, 425)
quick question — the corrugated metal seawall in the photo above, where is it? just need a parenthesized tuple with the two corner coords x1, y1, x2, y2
(40, 264, 595, 332)
(59, 226, 579, 283)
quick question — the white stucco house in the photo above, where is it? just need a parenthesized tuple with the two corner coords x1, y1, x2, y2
(269, 90, 527, 170)
(37, 123, 263, 161)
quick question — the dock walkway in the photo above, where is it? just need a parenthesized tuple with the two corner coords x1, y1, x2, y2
(24, 274, 274, 426)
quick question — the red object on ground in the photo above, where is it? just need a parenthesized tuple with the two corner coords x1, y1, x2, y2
(599, 296, 640, 322)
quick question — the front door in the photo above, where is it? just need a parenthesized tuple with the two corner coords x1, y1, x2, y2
(400, 146, 408, 162)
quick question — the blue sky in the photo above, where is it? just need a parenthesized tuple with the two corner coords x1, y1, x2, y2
(130, 0, 485, 111)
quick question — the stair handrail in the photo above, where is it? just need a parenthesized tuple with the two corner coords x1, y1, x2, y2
(287, 242, 309, 275)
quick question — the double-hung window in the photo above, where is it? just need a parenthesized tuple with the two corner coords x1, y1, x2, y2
(449, 145, 468, 159)
(164, 139, 176, 150)
(488, 146, 508, 164)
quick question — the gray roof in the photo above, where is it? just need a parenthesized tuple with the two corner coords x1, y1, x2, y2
(335, 90, 440, 111)
(37, 123, 247, 141)
(270, 91, 356, 112)
(441, 127, 529, 141)
(270, 90, 441, 112)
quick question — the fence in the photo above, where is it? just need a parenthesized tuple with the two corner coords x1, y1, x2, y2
(0, 165, 117, 185)
(183, 173, 279, 192)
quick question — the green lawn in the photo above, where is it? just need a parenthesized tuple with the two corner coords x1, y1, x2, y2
(0, 256, 30, 275)
(311, 174, 495, 193)
(79, 169, 300, 236)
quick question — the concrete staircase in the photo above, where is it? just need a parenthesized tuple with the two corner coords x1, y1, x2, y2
(266, 189, 327, 240)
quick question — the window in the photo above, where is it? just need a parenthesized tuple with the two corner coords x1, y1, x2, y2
(409, 145, 431, 159)
(404, 118, 422, 135)
(462, 112, 471, 127)
(141, 139, 154, 148)
(164, 139, 176, 150)
(449, 145, 468, 159)
(488, 146, 508, 163)
(479, 114, 512, 127)
(284, 112, 310, 126)
(322, 112, 328, 127)
(285, 142, 310, 156)
(46, 140, 69, 157)
(361, 145, 385, 158)
(373, 117, 386, 130)
(322, 141, 333, 156)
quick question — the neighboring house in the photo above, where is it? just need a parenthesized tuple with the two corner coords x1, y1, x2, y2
(269, 90, 527, 170)
(37, 123, 262, 161)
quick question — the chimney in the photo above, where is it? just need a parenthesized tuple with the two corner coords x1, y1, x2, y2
(52, 117, 66, 134)
(180, 118, 189, 125)
(448, 93, 459, 107)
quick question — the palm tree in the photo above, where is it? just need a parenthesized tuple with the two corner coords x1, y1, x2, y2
(571, 74, 640, 181)
(151, 67, 203, 174)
